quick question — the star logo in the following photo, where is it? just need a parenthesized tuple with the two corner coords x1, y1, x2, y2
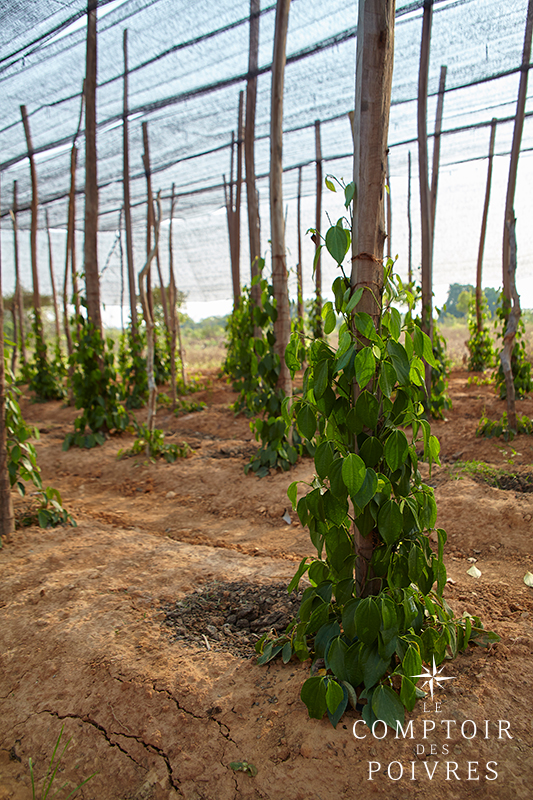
(411, 657, 455, 699)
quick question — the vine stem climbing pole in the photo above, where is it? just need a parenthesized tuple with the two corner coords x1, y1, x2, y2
(314, 119, 323, 336)
(139, 194, 162, 449)
(270, 0, 292, 399)
(246, 0, 262, 317)
(123, 28, 138, 337)
(475, 119, 497, 332)
(1, 177, 15, 539)
(168, 183, 186, 405)
(351, 0, 395, 597)
(10, 181, 26, 367)
(45, 210, 62, 345)
(501, 219, 520, 432)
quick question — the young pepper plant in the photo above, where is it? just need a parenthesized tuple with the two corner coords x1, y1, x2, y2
(257, 201, 498, 731)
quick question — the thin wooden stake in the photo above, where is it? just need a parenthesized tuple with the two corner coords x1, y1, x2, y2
(84, 0, 102, 334)
(270, 0, 292, 398)
(296, 165, 304, 326)
(475, 119, 497, 332)
(139, 194, 162, 445)
(386, 153, 392, 260)
(0, 173, 15, 539)
(123, 29, 138, 337)
(45, 209, 62, 344)
(234, 90, 244, 303)
(314, 119, 323, 335)
(407, 151, 412, 283)
(245, 0, 261, 310)
(20, 104, 45, 355)
(430, 64, 447, 240)
(417, 0, 433, 392)
(142, 121, 155, 318)
(168, 183, 187, 403)
(11, 180, 26, 365)
(502, 0, 533, 302)
(501, 218, 520, 432)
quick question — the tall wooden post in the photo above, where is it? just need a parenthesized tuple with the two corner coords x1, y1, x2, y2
(417, 0, 433, 392)
(501, 218, 520, 431)
(352, 0, 395, 597)
(20, 104, 45, 355)
(386, 154, 392, 260)
(430, 64, 447, 238)
(232, 91, 244, 305)
(296, 165, 304, 326)
(168, 184, 186, 402)
(270, 0, 292, 398)
(246, 0, 262, 310)
(139, 194, 161, 444)
(123, 29, 138, 336)
(84, 0, 102, 334)
(314, 119, 323, 335)
(142, 121, 155, 318)
(0, 174, 15, 539)
(45, 210, 62, 344)
(502, 0, 533, 303)
(407, 151, 412, 283)
(475, 119, 497, 331)
(11, 181, 26, 365)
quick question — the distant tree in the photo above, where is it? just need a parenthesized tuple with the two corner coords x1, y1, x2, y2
(445, 283, 474, 317)
(484, 287, 499, 318)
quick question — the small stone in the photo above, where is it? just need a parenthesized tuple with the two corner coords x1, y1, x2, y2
(226, 614, 237, 624)
(206, 625, 218, 637)
(166, 491, 177, 499)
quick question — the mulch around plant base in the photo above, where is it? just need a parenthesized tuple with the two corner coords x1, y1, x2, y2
(163, 580, 302, 657)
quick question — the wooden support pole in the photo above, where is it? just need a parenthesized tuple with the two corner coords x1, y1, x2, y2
(246, 0, 262, 308)
(502, 0, 533, 303)
(296, 165, 304, 326)
(314, 119, 323, 336)
(0, 173, 15, 539)
(84, 0, 102, 335)
(352, 0, 395, 597)
(501, 218, 520, 432)
(386, 153, 392, 260)
(20, 104, 45, 355)
(123, 29, 138, 337)
(270, 0, 292, 398)
(11, 181, 26, 365)
(139, 194, 161, 445)
(430, 64, 447, 239)
(45, 209, 62, 344)
(233, 90, 244, 304)
(407, 151, 412, 283)
(417, 0, 433, 392)
(168, 184, 187, 404)
(142, 121, 156, 319)
(476, 119, 497, 332)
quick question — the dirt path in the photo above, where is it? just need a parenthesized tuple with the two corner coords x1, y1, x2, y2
(1, 372, 533, 799)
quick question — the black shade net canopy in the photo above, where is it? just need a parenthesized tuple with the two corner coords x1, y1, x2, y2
(1, 0, 532, 315)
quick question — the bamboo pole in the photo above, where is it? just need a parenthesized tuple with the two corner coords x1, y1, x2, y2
(66, 85, 84, 332)
(20, 104, 45, 356)
(123, 29, 138, 337)
(417, 0, 433, 392)
(386, 153, 392, 260)
(296, 165, 304, 326)
(45, 209, 62, 344)
(139, 194, 161, 445)
(502, 0, 533, 302)
(0, 173, 15, 539)
(11, 181, 26, 365)
(475, 119, 497, 332)
(233, 90, 244, 304)
(430, 64, 447, 239)
(407, 151, 412, 283)
(314, 119, 323, 336)
(142, 121, 157, 319)
(501, 218, 520, 431)
(270, 0, 292, 398)
(246, 0, 261, 310)
(84, 0, 102, 335)
(352, 0, 395, 597)
(168, 183, 186, 403)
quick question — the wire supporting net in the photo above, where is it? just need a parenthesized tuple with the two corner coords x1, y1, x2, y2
(1, 0, 532, 315)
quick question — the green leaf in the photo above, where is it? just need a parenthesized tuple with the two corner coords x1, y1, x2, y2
(352, 468, 378, 510)
(360, 644, 389, 689)
(372, 684, 405, 730)
(384, 430, 409, 472)
(300, 676, 327, 719)
(355, 597, 380, 645)
(355, 391, 379, 430)
(379, 361, 397, 397)
(315, 441, 334, 480)
(386, 341, 410, 385)
(327, 684, 349, 728)
(378, 500, 403, 546)
(308, 560, 330, 585)
(354, 347, 376, 389)
(287, 557, 309, 593)
(37, 510, 49, 528)
(287, 481, 298, 509)
(359, 437, 383, 468)
(344, 181, 355, 207)
(325, 225, 350, 265)
(325, 177, 336, 192)
(345, 287, 364, 314)
(326, 679, 344, 714)
(341, 453, 366, 496)
(315, 621, 341, 659)
(297, 405, 317, 440)
(324, 308, 337, 335)
(402, 644, 422, 681)
(400, 675, 417, 712)
(282, 641, 293, 664)
(314, 359, 329, 399)
(326, 637, 349, 680)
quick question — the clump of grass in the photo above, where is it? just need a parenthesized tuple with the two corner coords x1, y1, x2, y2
(118, 422, 191, 463)
(29, 724, 96, 799)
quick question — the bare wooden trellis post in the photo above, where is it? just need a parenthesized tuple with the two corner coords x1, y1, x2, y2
(225, 94, 245, 307)
(501, 218, 520, 432)
(246, 0, 262, 314)
(45, 209, 62, 345)
(270, 0, 292, 399)
(139, 194, 162, 447)
(168, 183, 187, 405)
(296, 165, 304, 326)
(314, 119, 323, 336)
(386, 153, 392, 260)
(502, 0, 533, 305)
(65, 84, 84, 338)
(84, 0, 102, 335)
(123, 29, 138, 337)
(20, 104, 45, 357)
(351, 0, 395, 597)
(0, 174, 15, 538)
(430, 64, 447, 236)
(407, 150, 412, 283)
(417, 0, 433, 393)
(142, 121, 157, 321)
(475, 119, 497, 332)
(10, 181, 26, 366)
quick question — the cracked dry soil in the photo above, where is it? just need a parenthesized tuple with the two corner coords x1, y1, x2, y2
(1, 371, 533, 800)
